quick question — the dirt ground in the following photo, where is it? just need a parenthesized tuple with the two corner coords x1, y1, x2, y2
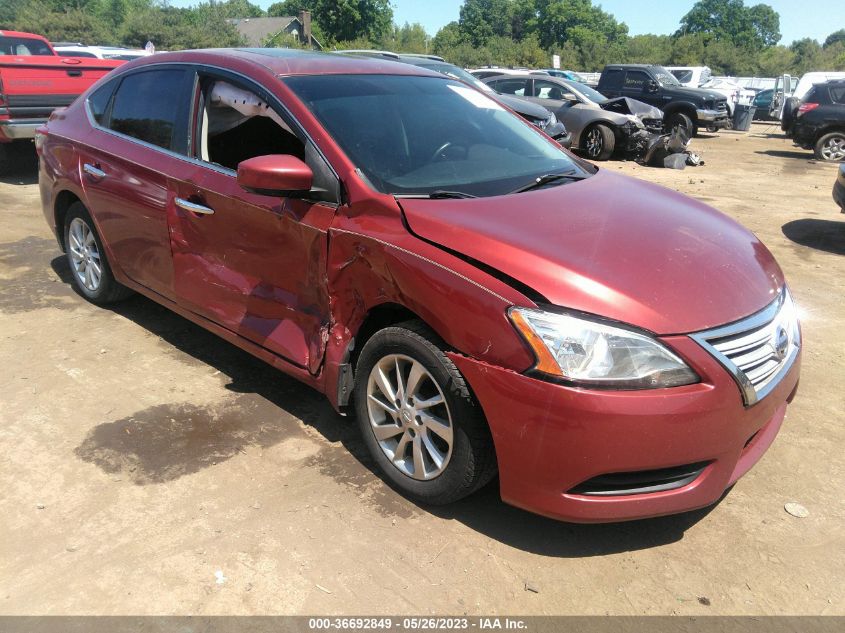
(1, 123, 843, 616)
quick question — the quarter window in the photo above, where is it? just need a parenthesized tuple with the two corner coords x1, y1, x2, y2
(109, 69, 189, 152)
(87, 80, 117, 125)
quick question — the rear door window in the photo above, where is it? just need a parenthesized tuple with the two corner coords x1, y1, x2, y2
(601, 69, 624, 91)
(108, 69, 191, 153)
(829, 85, 845, 104)
(490, 78, 530, 96)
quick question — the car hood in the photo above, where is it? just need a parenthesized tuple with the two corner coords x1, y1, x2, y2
(494, 93, 552, 120)
(668, 85, 726, 102)
(398, 170, 783, 335)
(599, 97, 663, 120)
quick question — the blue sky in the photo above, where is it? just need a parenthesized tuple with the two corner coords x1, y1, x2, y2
(171, 0, 845, 45)
(388, 0, 844, 45)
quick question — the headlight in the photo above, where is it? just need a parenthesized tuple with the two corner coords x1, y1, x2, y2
(509, 307, 699, 389)
(538, 112, 556, 130)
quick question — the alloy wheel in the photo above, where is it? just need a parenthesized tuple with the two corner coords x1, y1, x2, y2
(821, 136, 845, 161)
(365, 354, 454, 480)
(68, 217, 102, 292)
(585, 128, 602, 158)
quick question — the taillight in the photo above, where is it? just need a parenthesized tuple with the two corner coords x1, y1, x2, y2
(0, 75, 6, 108)
(798, 102, 820, 115)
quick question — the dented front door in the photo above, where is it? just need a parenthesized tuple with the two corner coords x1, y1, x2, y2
(168, 164, 335, 374)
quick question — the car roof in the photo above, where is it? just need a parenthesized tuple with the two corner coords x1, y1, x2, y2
(0, 30, 50, 40)
(133, 48, 442, 78)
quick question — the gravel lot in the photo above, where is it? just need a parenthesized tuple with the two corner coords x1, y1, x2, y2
(1, 123, 843, 615)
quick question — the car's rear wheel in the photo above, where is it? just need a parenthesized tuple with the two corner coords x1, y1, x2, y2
(583, 124, 615, 161)
(64, 202, 133, 304)
(353, 321, 497, 505)
(814, 132, 845, 162)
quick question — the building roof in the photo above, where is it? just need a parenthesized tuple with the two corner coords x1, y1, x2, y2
(226, 16, 324, 49)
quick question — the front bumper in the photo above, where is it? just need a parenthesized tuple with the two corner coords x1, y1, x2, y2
(696, 109, 730, 128)
(0, 118, 46, 141)
(449, 335, 800, 523)
(834, 165, 845, 211)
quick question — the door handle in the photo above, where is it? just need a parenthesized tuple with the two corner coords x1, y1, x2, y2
(83, 163, 106, 178)
(175, 197, 215, 216)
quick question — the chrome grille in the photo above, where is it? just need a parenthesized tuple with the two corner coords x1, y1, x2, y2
(691, 289, 800, 406)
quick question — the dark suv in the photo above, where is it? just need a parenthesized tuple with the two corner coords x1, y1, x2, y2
(792, 80, 845, 161)
(597, 64, 730, 136)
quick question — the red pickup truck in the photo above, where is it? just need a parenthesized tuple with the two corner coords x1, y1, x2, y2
(0, 30, 124, 171)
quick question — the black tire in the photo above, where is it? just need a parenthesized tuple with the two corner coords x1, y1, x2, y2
(582, 123, 615, 161)
(781, 97, 799, 133)
(353, 320, 497, 505)
(63, 202, 133, 304)
(814, 131, 845, 162)
(665, 111, 696, 138)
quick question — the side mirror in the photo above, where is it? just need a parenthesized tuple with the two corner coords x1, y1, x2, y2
(647, 80, 659, 93)
(562, 92, 577, 101)
(237, 154, 313, 197)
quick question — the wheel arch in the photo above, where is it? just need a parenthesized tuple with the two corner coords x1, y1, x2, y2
(662, 101, 697, 120)
(815, 125, 845, 142)
(53, 190, 83, 252)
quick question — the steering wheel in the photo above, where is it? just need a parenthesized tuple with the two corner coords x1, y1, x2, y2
(430, 142, 468, 162)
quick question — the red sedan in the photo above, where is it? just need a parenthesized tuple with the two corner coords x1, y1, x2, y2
(38, 49, 801, 522)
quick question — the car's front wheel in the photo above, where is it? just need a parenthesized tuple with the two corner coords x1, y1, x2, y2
(814, 132, 845, 162)
(64, 202, 133, 304)
(583, 124, 615, 161)
(353, 321, 497, 505)
(665, 112, 696, 138)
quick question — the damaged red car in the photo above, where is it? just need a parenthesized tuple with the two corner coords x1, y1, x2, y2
(38, 50, 801, 522)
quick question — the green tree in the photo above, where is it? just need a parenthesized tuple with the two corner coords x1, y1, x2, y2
(677, 0, 780, 50)
(535, 0, 627, 50)
(14, 3, 111, 44)
(384, 22, 429, 54)
(625, 34, 673, 65)
(431, 21, 464, 55)
(824, 29, 845, 48)
(311, 0, 392, 44)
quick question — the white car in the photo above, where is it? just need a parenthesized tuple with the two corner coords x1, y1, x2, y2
(53, 45, 151, 61)
(699, 78, 756, 116)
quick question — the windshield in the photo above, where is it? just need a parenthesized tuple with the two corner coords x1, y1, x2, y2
(284, 74, 584, 198)
(0, 36, 53, 56)
(653, 67, 681, 86)
(565, 80, 608, 104)
(670, 69, 693, 84)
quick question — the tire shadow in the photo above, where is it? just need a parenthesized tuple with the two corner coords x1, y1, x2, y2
(782, 218, 845, 255)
